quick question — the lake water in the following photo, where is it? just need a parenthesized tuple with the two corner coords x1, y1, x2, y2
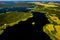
(0, 2, 36, 13)
(1, 12, 51, 40)
(0, 7, 31, 13)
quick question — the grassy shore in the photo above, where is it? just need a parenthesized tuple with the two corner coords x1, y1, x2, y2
(0, 11, 33, 35)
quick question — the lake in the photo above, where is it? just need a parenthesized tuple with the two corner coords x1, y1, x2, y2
(1, 12, 51, 40)
(0, 7, 31, 13)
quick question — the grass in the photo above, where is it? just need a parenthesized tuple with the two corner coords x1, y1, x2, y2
(0, 11, 33, 35)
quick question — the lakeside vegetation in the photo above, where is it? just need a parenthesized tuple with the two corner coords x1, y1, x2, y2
(0, 11, 33, 35)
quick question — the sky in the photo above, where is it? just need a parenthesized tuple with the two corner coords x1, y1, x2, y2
(0, 0, 60, 1)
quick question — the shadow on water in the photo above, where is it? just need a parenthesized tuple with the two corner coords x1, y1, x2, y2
(0, 12, 51, 40)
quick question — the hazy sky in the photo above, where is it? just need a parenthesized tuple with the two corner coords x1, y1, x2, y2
(0, 0, 60, 1)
